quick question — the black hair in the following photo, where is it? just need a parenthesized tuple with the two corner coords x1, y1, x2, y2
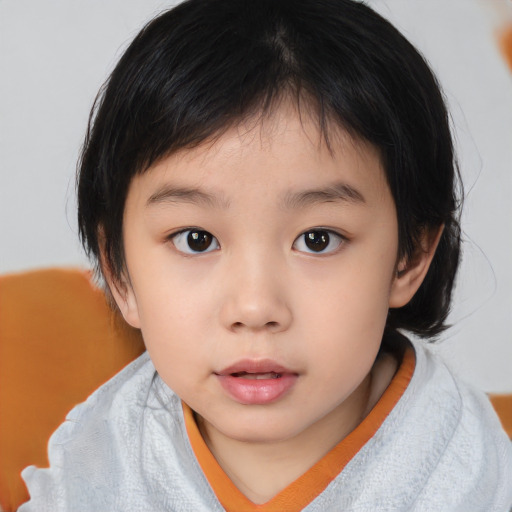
(77, 0, 461, 338)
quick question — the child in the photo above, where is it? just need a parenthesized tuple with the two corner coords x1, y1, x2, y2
(20, 0, 512, 510)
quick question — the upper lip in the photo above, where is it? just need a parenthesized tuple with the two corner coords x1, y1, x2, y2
(216, 359, 296, 376)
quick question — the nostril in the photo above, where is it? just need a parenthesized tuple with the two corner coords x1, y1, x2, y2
(230, 320, 280, 331)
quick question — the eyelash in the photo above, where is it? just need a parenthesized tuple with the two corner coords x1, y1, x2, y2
(167, 228, 346, 255)
(169, 228, 220, 255)
(292, 229, 346, 255)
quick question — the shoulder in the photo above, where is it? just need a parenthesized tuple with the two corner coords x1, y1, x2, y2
(43, 351, 164, 452)
(20, 354, 220, 512)
(313, 337, 512, 512)
(404, 339, 512, 510)
(19, 353, 179, 511)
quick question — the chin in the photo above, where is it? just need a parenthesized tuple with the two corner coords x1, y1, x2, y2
(215, 413, 306, 444)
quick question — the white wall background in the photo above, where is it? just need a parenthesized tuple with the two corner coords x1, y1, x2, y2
(1, 0, 511, 392)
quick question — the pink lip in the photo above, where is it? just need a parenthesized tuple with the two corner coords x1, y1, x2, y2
(215, 359, 298, 405)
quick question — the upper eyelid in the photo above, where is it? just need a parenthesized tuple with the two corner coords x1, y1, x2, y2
(166, 227, 211, 238)
(298, 227, 347, 239)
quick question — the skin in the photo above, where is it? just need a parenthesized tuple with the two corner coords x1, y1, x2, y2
(108, 106, 438, 504)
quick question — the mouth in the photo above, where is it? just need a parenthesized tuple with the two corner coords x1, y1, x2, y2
(216, 359, 293, 377)
(230, 371, 282, 380)
(215, 360, 298, 405)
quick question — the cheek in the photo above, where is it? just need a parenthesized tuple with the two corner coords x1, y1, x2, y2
(136, 284, 207, 348)
(304, 253, 394, 327)
(302, 268, 393, 395)
(127, 265, 212, 375)
(136, 295, 212, 398)
(296, 256, 395, 379)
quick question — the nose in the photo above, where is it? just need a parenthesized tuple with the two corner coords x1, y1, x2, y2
(219, 252, 293, 334)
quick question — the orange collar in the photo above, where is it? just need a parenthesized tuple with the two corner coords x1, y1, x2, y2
(183, 346, 415, 512)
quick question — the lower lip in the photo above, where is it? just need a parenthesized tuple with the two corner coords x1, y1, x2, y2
(217, 374, 298, 405)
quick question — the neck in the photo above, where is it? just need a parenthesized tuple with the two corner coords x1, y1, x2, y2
(196, 352, 398, 504)
(197, 371, 377, 504)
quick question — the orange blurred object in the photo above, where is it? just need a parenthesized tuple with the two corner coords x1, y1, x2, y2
(0, 268, 145, 512)
(489, 393, 512, 440)
(499, 25, 512, 71)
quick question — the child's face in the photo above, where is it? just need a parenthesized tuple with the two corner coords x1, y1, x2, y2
(115, 106, 405, 446)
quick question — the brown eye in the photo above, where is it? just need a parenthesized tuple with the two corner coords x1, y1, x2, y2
(188, 230, 213, 251)
(304, 230, 329, 252)
(293, 229, 344, 254)
(172, 229, 220, 254)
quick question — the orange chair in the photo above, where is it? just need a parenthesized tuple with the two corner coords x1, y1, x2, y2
(0, 268, 145, 512)
(489, 394, 512, 440)
(0, 268, 510, 511)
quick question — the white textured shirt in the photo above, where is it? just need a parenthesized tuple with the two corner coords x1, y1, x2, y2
(20, 339, 512, 511)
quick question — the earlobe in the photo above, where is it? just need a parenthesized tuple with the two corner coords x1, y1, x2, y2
(389, 226, 444, 308)
(107, 274, 142, 329)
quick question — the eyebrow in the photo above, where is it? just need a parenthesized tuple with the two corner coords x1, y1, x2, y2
(146, 186, 230, 209)
(146, 181, 365, 210)
(282, 182, 366, 210)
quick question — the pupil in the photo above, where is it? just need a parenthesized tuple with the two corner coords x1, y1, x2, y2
(305, 230, 329, 252)
(187, 230, 212, 252)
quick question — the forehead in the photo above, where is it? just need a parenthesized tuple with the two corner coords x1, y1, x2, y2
(127, 105, 391, 211)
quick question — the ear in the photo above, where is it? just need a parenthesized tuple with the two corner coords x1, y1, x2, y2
(389, 225, 443, 308)
(98, 234, 141, 329)
(106, 272, 142, 329)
